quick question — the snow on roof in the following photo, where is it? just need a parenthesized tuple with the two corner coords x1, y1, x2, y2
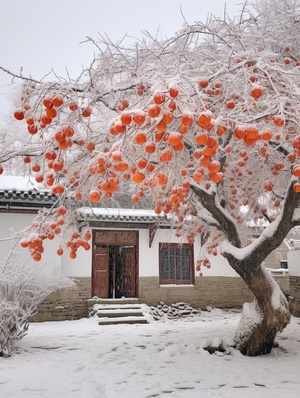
(0, 176, 55, 209)
(0, 178, 166, 221)
(77, 207, 168, 224)
(79, 207, 160, 218)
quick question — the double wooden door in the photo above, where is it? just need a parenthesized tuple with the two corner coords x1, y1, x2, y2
(92, 230, 138, 299)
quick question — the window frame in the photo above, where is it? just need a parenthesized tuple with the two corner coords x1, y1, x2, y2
(159, 243, 195, 285)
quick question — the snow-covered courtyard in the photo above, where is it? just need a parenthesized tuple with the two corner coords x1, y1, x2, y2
(1, 308, 300, 398)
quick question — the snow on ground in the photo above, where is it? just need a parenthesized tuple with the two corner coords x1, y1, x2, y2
(1, 309, 300, 398)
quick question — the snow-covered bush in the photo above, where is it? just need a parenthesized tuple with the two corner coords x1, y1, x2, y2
(0, 253, 76, 357)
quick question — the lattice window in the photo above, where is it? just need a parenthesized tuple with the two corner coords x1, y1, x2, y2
(159, 243, 194, 285)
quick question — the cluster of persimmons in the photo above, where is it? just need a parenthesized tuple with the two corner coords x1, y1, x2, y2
(3, 20, 299, 273)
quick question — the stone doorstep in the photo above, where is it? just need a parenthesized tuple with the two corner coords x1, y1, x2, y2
(95, 303, 144, 310)
(88, 298, 140, 306)
(94, 302, 150, 325)
(97, 309, 144, 318)
(98, 316, 149, 325)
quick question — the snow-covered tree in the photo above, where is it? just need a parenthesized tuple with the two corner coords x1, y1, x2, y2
(0, 253, 76, 357)
(1, 0, 300, 355)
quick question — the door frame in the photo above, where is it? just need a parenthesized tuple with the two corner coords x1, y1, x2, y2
(92, 229, 139, 298)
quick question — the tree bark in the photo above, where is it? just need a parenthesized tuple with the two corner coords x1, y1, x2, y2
(228, 258, 290, 356)
(190, 182, 299, 355)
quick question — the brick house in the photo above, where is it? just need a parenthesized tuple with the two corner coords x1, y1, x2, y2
(0, 176, 293, 321)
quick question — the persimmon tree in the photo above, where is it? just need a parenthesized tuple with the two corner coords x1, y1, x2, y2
(2, 0, 300, 355)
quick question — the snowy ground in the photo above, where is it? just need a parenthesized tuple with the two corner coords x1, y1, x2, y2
(1, 308, 300, 398)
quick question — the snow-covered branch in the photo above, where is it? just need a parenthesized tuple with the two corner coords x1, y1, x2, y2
(190, 183, 242, 248)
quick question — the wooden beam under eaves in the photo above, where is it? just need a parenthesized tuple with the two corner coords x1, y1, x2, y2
(149, 223, 159, 247)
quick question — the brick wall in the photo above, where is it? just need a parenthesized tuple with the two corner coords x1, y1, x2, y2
(30, 277, 91, 322)
(139, 275, 290, 309)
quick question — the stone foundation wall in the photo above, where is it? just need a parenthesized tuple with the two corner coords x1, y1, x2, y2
(139, 275, 290, 309)
(262, 246, 287, 269)
(30, 277, 91, 322)
(30, 274, 291, 322)
(289, 276, 300, 317)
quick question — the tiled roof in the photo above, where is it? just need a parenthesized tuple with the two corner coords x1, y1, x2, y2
(78, 208, 169, 225)
(0, 190, 169, 225)
(0, 189, 57, 209)
(0, 179, 170, 227)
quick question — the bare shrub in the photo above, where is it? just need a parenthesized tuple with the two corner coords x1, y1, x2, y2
(0, 253, 76, 357)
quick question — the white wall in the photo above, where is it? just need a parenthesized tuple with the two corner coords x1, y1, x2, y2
(72, 225, 234, 277)
(0, 213, 238, 278)
(139, 228, 159, 276)
(288, 251, 300, 276)
(63, 226, 161, 278)
(139, 227, 237, 277)
(139, 227, 199, 277)
(63, 226, 201, 278)
(0, 213, 35, 256)
(202, 255, 239, 277)
(60, 226, 92, 277)
(0, 213, 60, 268)
(42, 225, 239, 278)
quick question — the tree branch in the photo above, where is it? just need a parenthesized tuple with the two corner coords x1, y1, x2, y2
(254, 180, 300, 255)
(0, 66, 41, 84)
(225, 179, 300, 273)
(190, 184, 242, 247)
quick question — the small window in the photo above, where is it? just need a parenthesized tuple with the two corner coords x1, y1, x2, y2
(159, 243, 194, 285)
(280, 260, 288, 269)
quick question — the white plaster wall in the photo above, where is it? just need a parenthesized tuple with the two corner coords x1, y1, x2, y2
(139, 226, 238, 277)
(70, 226, 238, 278)
(0, 213, 60, 268)
(60, 226, 92, 277)
(138, 228, 158, 276)
(138, 227, 190, 277)
(64, 226, 183, 278)
(288, 251, 300, 276)
(0, 215, 239, 278)
(0, 213, 35, 257)
(202, 254, 239, 277)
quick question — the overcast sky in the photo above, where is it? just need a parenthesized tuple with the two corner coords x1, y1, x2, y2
(0, 0, 246, 115)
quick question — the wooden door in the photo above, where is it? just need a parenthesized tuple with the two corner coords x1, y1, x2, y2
(92, 247, 109, 298)
(92, 230, 139, 299)
(121, 246, 136, 298)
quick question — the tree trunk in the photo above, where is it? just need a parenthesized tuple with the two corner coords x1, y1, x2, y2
(232, 263, 290, 356)
(191, 181, 298, 356)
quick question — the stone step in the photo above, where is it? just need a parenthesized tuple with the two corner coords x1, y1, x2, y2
(98, 316, 149, 325)
(88, 298, 140, 306)
(94, 303, 150, 325)
(97, 309, 144, 318)
(95, 304, 143, 310)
